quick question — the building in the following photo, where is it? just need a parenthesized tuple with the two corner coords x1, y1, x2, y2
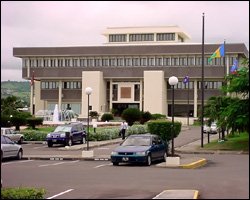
(13, 26, 248, 121)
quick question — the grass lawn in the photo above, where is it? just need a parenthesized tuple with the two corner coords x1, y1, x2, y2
(204, 132, 249, 151)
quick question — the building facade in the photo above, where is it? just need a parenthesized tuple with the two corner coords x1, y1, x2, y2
(13, 26, 248, 120)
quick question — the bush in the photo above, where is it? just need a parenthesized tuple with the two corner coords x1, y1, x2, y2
(11, 112, 31, 131)
(21, 130, 48, 141)
(1, 187, 46, 199)
(147, 120, 182, 142)
(101, 113, 114, 122)
(121, 108, 141, 126)
(140, 111, 152, 124)
(151, 113, 166, 120)
(89, 111, 99, 118)
(26, 117, 43, 129)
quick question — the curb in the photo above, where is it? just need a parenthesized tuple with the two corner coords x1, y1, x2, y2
(180, 158, 207, 169)
(153, 189, 199, 199)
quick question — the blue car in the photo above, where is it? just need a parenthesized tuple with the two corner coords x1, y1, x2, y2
(111, 134, 167, 166)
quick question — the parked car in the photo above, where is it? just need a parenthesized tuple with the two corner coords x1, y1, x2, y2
(203, 122, 218, 134)
(1, 135, 23, 161)
(1, 127, 24, 144)
(111, 134, 167, 166)
(210, 122, 218, 134)
(46, 122, 86, 147)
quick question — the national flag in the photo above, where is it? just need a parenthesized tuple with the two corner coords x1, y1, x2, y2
(208, 44, 225, 63)
(230, 59, 238, 74)
(183, 76, 189, 84)
(30, 71, 35, 86)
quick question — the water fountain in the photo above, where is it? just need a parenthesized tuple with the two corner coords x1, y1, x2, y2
(52, 104, 59, 123)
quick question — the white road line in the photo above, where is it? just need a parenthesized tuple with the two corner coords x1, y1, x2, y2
(2, 160, 34, 165)
(39, 162, 66, 167)
(33, 146, 47, 149)
(38, 160, 79, 167)
(47, 189, 74, 199)
(94, 163, 112, 168)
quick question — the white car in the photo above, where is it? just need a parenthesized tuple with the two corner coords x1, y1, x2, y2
(1, 135, 23, 160)
(1, 127, 24, 144)
(210, 123, 218, 134)
(203, 124, 211, 133)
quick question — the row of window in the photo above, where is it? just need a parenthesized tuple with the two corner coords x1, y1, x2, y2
(108, 33, 175, 43)
(41, 81, 81, 89)
(171, 81, 223, 90)
(25, 56, 236, 68)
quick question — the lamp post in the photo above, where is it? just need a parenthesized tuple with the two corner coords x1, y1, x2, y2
(85, 87, 93, 151)
(168, 76, 178, 157)
(183, 76, 190, 126)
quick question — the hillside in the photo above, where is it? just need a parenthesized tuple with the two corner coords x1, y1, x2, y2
(1, 81, 30, 105)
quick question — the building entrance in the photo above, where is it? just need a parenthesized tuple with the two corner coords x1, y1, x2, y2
(112, 103, 139, 116)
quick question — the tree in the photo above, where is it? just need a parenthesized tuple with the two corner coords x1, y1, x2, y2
(121, 108, 141, 126)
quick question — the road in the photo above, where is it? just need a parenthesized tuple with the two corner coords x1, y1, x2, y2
(1, 154, 249, 199)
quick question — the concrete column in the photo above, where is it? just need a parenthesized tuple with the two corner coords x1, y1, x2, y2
(140, 79, 143, 111)
(109, 79, 113, 112)
(81, 71, 105, 118)
(143, 71, 166, 115)
(58, 81, 62, 111)
(193, 80, 198, 118)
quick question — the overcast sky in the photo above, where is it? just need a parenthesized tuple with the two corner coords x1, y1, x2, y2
(1, 1, 249, 82)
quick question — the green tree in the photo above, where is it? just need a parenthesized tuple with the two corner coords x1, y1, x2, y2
(121, 108, 141, 126)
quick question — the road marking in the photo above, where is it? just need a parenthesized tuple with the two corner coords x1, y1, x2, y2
(47, 189, 74, 199)
(2, 160, 34, 165)
(33, 146, 47, 149)
(38, 160, 79, 167)
(94, 163, 112, 168)
(39, 162, 66, 167)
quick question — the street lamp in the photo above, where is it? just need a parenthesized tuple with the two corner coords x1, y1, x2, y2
(168, 76, 178, 157)
(85, 87, 93, 151)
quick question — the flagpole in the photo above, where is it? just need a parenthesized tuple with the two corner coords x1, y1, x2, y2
(201, 13, 205, 148)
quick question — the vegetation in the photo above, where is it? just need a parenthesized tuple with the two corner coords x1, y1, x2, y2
(26, 117, 44, 129)
(1, 81, 30, 106)
(1, 187, 46, 199)
(101, 113, 114, 122)
(203, 132, 249, 151)
(121, 108, 141, 126)
(204, 58, 249, 137)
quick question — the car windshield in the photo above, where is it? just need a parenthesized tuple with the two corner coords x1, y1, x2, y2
(54, 126, 71, 132)
(121, 136, 151, 146)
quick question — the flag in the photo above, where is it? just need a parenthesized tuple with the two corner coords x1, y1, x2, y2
(30, 71, 34, 86)
(230, 59, 238, 74)
(208, 44, 225, 63)
(183, 76, 189, 84)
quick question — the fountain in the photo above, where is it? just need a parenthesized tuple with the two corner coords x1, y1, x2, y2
(53, 104, 59, 123)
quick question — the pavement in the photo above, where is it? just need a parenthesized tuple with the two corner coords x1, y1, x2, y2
(22, 131, 248, 199)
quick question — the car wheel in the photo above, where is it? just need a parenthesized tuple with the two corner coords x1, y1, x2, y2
(163, 152, 167, 162)
(146, 154, 152, 166)
(17, 150, 23, 160)
(80, 136, 86, 144)
(68, 138, 73, 146)
(18, 137, 24, 144)
(113, 162, 119, 166)
(48, 141, 53, 147)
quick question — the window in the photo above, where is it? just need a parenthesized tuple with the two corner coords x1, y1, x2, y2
(134, 84, 140, 101)
(109, 34, 127, 42)
(129, 34, 154, 42)
(73, 59, 78, 67)
(65, 59, 71, 67)
(41, 81, 59, 89)
(58, 59, 64, 67)
(112, 84, 118, 101)
(156, 33, 175, 41)
(163, 57, 170, 66)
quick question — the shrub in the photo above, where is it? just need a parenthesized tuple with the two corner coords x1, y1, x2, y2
(89, 111, 99, 118)
(151, 113, 166, 120)
(11, 112, 31, 131)
(26, 117, 43, 129)
(1, 187, 46, 199)
(21, 130, 48, 141)
(140, 111, 152, 124)
(147, 120, 182, 142)
(101, 113, 114, 122)
(121, 108, 141, 126)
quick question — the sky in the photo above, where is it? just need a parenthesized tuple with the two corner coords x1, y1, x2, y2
(1, 1, 249, 82)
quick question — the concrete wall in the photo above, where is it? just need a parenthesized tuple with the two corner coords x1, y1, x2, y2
(81, 71, 105, 118)
(143, 71, 167, 115)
